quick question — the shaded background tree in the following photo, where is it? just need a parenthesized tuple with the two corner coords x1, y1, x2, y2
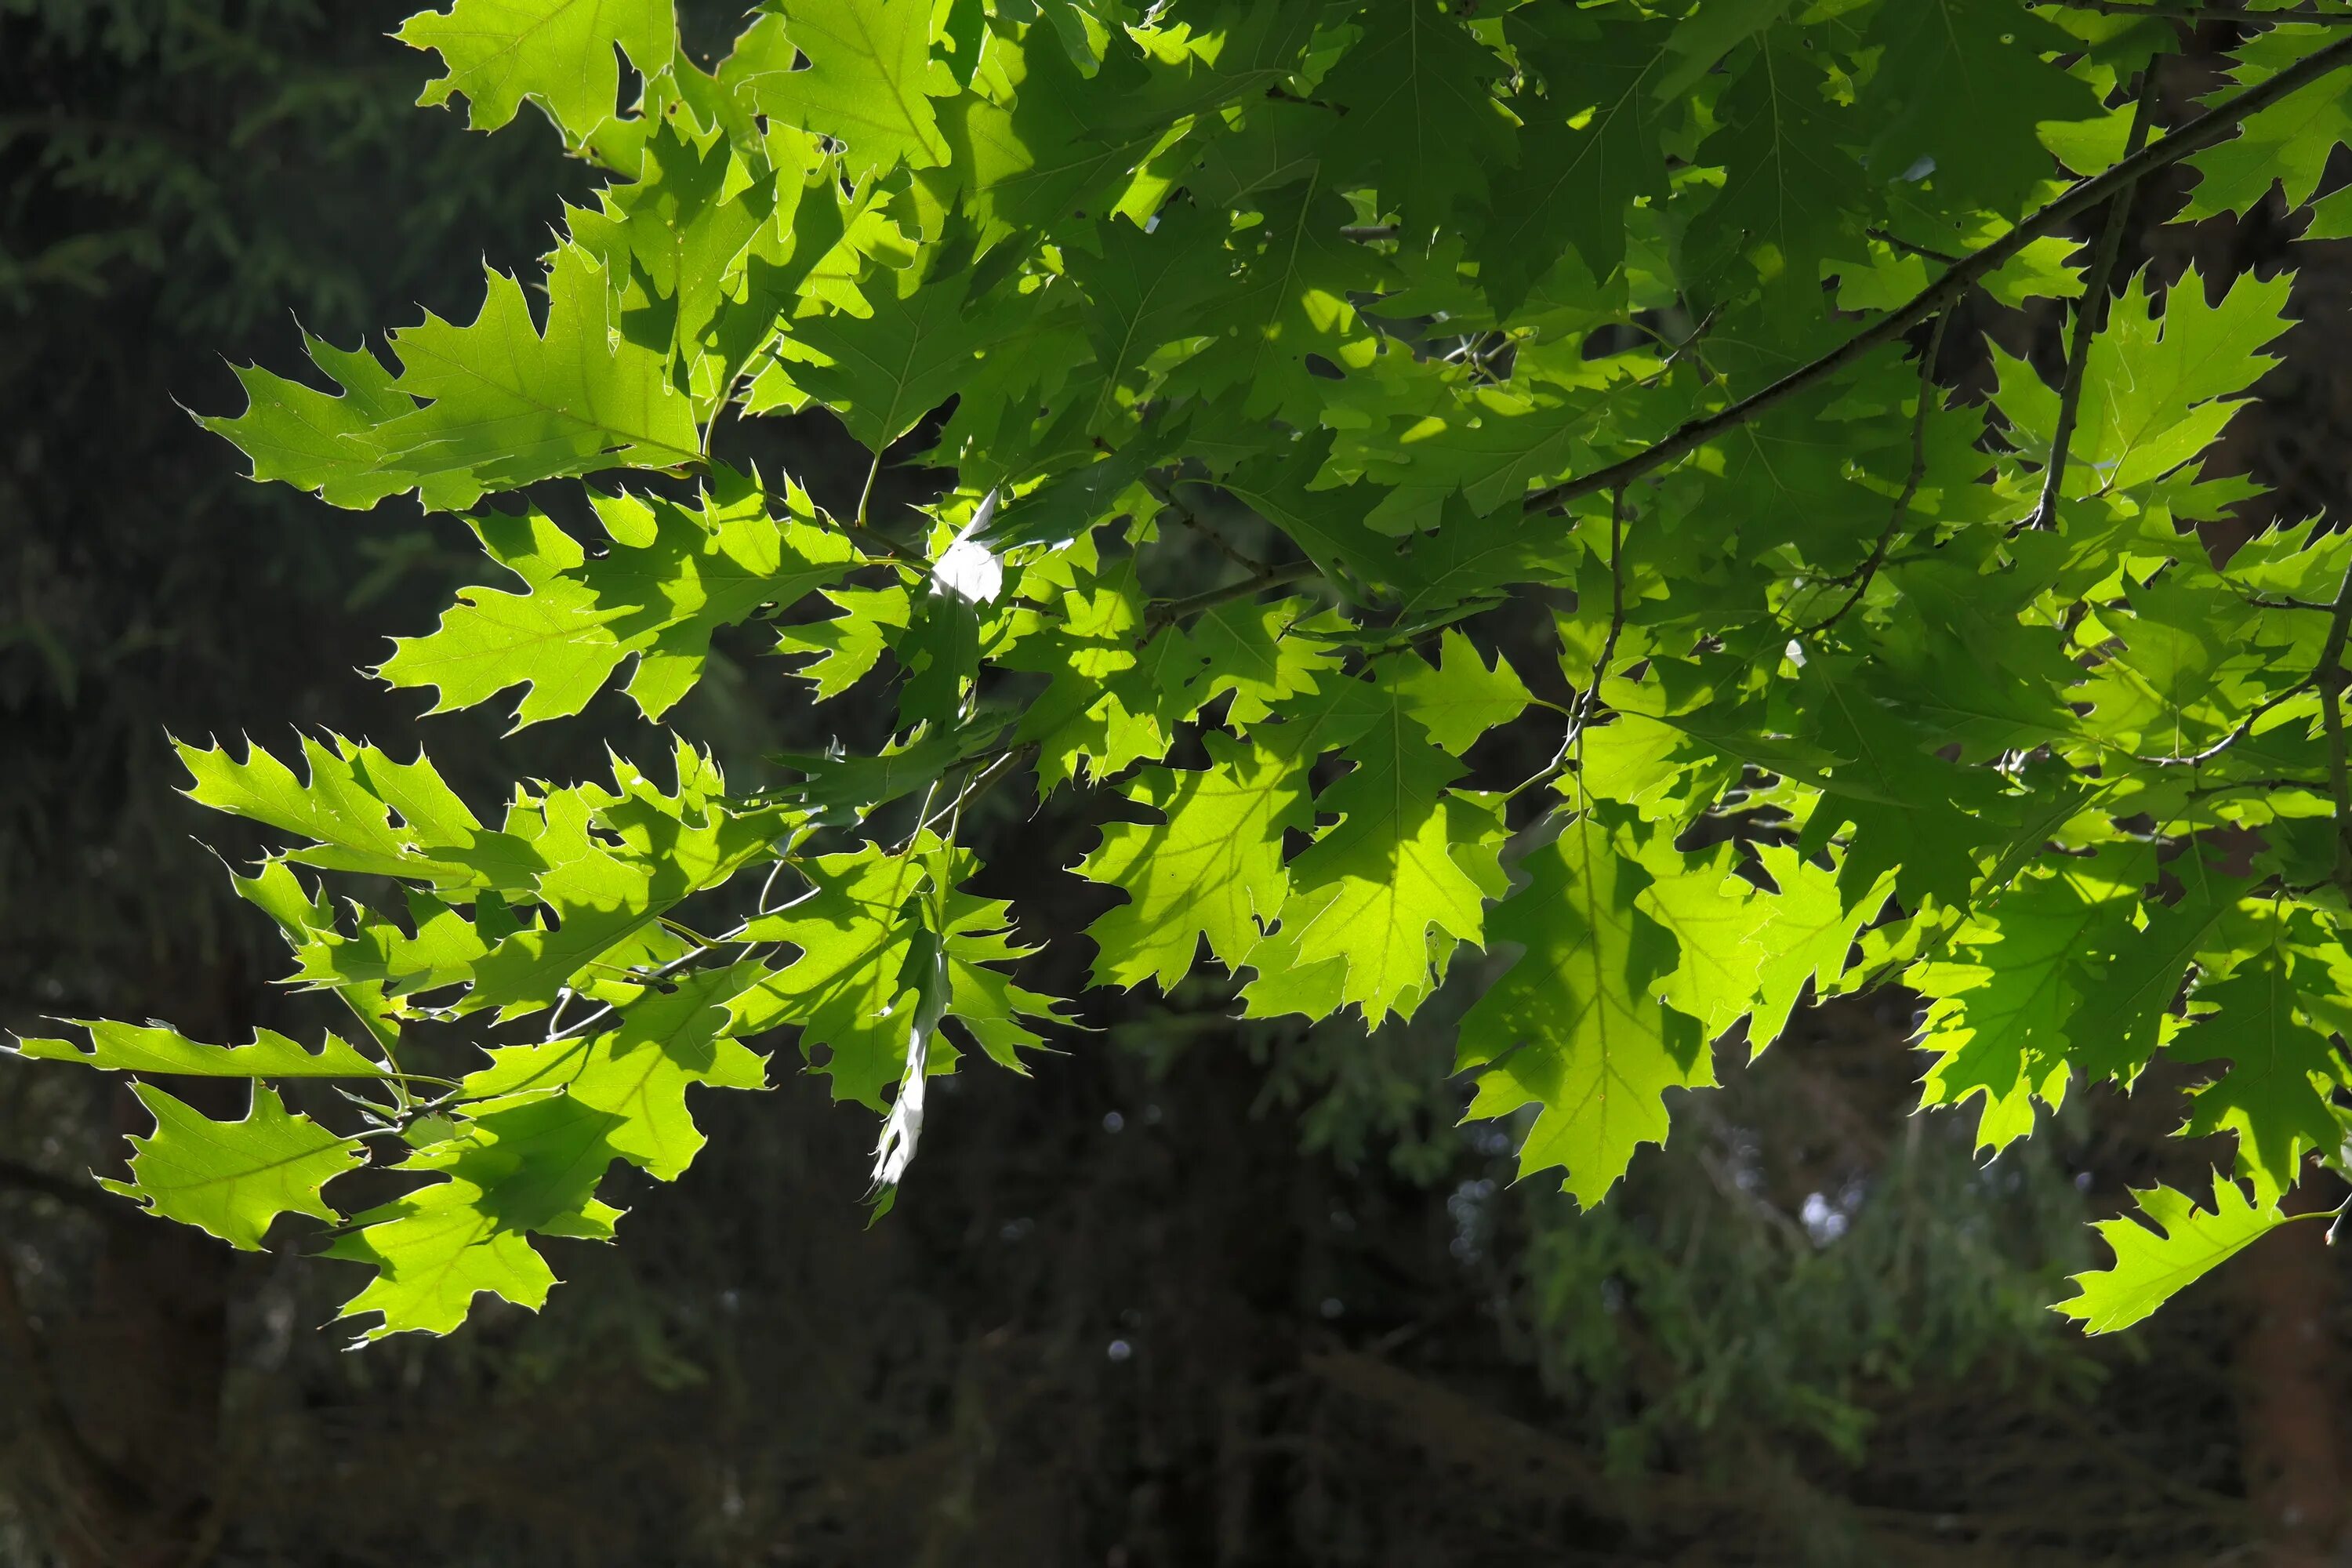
(0, 4, 2344, 1565)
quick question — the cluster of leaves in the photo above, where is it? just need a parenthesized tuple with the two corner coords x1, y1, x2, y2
(15, 0, 2352, 1341)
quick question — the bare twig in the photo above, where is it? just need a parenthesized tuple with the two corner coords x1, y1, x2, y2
(2024, 69, 2162, 535)
(1866, 228, 1962, 266)
(1640, 305, 1721, 376)
(1146, 470, 1278, 576)
(844, 523, 930, 572)
(1520, 33, 2352, 517)
(1142, 559, 1322, 633)
(2136, 677, 2316, 765)
(1803, 310, 1953, 635)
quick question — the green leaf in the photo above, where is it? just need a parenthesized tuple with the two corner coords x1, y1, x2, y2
(1215, 431, 1426, 601)
(728, 0, 954, 181)
(397, 0, 677, 143)
(102, 1084, 364, 1251)
(1688, 34, 1864, 314)
(1262, 680, 1498, 1023)
(1477, 14, 1668, 307)
(777, 583, 911, 699)
(53, 0, 2352, 1341)
(13, 1022, 394, 1081)
(330, 1192, 561, 1341)
(1390, 629, 1532, 757)
(459, 962, 772, 1180)
(1995, 267, 2292, 509)
(1178, 597, 1345, 728)
(458, 782, 786, 1016)
(377, 470, 855, 726)
(2186, 26, 2352, 220)
(735, 841, 1061, 1105)
(1172, 175, 1388, 426)
(2172, 946, 2347, 1196)
(176, 733, 507, 892)
(567, 118, 782, 400)
(1746, 844, 1886, 1053)
(1857, 0, 2096, 220)
(2056, 1174, 2296, 1334)
(1626, 837, 1769, 1045)
(789, 265, 1019, 452)
(1317, 0, 1515, 228)
(1080, 730, 1308, 989)
(737, 842, 930, 1107)
(1456, 810, 1711, 1207)
(1912, 848, 2149, 1155)
(2070, 865, 2238, 1083)
(199, 334, 421, 510)
(1062, 205, 1228, 435)
(329, 1094, 632, 1341)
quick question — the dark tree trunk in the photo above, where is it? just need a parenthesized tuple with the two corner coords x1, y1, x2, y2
(2236, 1174, 2346, 1568)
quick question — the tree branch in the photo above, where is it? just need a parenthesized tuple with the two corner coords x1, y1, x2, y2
(1522, 32, 2352, 517)
(1146, 470, 1279, 577)
(2026, 69, 2161, 535)
(1143, 559, 1322, 633)
(2136, 676, 2317, 765)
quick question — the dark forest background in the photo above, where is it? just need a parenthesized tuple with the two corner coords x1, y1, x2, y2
(4, 4, 2351, 1565)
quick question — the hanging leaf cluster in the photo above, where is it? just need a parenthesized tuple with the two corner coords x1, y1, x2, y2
(17, 0, 2352, 1341)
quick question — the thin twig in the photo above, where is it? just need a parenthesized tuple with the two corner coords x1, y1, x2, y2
(1866, 227, 1962, 266)
(2135, 677, 2315, 765)
(2025, 68, 2162, 535)
(844, 523, 930, 572)
(1642, 305, 1721, 376)
(1520, 33, 2352, 517)
(1143, 559, 1322, 633)
(1803, 311, 1953, 635)
(1147, 470, 1277, 575)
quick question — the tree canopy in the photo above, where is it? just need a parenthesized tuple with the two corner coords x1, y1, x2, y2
(15, 0, 2352, 1350)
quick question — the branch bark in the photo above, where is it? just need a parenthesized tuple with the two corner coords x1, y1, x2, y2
(1522, 32, 2352, 517)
